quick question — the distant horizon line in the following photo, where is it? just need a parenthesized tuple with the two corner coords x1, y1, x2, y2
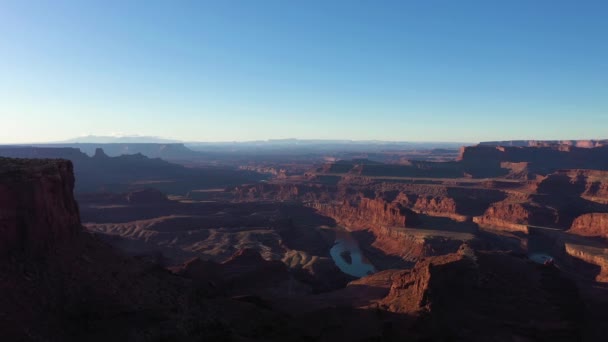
(3, 134, 608, 146)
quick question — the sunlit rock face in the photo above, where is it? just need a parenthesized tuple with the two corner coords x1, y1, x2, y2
(569, 213, 608, 239)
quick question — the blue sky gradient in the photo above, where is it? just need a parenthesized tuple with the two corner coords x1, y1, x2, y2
(1, 0, 607, 143)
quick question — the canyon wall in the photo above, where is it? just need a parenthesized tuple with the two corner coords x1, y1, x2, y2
(458, 144, 608, 177)
(554, 170, 608, 204)
(569, 213, 608, 239)
(236, 182, 336, 202)
(564, 243, 608, 282)
(473, 201, 554, 232)
(312, 196, 412, 230)
(478, 140, 608, 148)
(379, 250, 472, 313)
(0, 158, 81, 257)
(368, 245, 584, 340)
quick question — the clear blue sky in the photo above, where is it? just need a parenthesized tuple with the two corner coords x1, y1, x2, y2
(1, 0, 607, 143)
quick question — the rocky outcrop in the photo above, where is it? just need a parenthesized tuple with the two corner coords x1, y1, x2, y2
(467, 170, 608, 232)
(473, 201, 531, 232)
(238, 165, 288, 178)
(392, 191, 457, 215)
(384, 247, 584, 340)
(557, 170, 608, 204)
(564, 243, 608, 282)
(536, 171, 588, 196)
(473, 199, 562, 232)
(0, 158, 81, 257)
(569, 213, 608, 239)
(583, 181, 608, 204)
(379, 251, 468, 313)
(93, 147, 109, 159)
(235, 182, 335, 202)
(473, 217, 529, 232)
(370, 226, 472, 263)
(353, 161, 465, 178)
(312, 196, 414, 230)
(170, 249, 311, 297)
(401, 194, 471, 221)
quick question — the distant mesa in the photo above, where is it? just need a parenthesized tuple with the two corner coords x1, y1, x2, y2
(478, 140, 608, 148)
(58, 135, 182, 144)
(93, 148, 109, 158)
(458, 140, 608, 178)
(0, 146, 267, 194)
(27, 142, 198, 159)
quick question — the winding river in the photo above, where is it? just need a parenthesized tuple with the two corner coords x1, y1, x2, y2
(330, 228, 377, 277)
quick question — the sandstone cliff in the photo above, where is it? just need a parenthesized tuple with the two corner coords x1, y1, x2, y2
(235, 182, 337, 203)
(358, 246, 584, 340)
(479, 140, 608, 148)
(473, 201, 536, 232)
(569, 213, 608, 239)
(0, 158, 81, 257)
(564, 243, 608, 282)
(312, 196, 413, 230)
(379, 252, 467, 313)
(458, 143, 608, 177)
(552, 170, 608, 204)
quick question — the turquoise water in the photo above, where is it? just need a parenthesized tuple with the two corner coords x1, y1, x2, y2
(529, 253, 554, 264)
(330, 229, 376, 277)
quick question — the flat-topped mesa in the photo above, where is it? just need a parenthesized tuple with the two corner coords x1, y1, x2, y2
(478, 140, 608, 148)
(0, 146, 88, 160)
(457, 142, 608, 177)
(0, 158, 81, 257)
(93, 147, 109, 158)
(62, 143, 196, 158)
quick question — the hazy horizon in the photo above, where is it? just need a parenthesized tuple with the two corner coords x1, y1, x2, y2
(4, 133, 474, 145)
(2, 1, 607, 143)
(6, 133, 608, 146)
